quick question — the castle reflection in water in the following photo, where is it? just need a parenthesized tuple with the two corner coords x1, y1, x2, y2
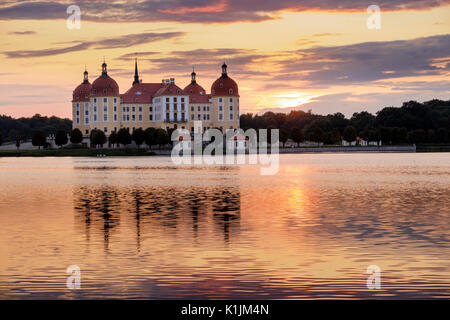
(73, 184, 241, 251)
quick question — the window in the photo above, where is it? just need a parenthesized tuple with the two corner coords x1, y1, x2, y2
(123, 107, 126, 112)
(114, 114, 117, 121)
(103, 115, 107, 121)
(149, 115, 153, 121)
(230, 98, 233, 102)
(166, 98, 170, 102)
(86, 130, 89, 134)
(139, 114, 142, 121)
(181, 98, 185, 102)
(203, 114, 206, 120)
(104, 127, 108, 133)
(174, 97, 177, 102)
(132, 106, 135, 112)
(181, 104, 185, 110)
(230, 105, 233, 111)
(103, 98, 107, 103)
(103, 106, 107, 112)
(197, 114, 201, 120)
(114, 98, 117, 103)
(149, 106, 153, 112)
(94, 106, 97, 112)
(219, 106, 223, 111)
(230, 114, 233, 120)
(191, 114, 194, 120)
(219, 114, 223, 120)
(127, 115, 130, 121)
(181, 113, 185, 120)
(166, 113, 170, 120)
(229, 89, 233, 94)
(166, 103, 170, 109)
(219, 98, 223, 102)
(127, 107, 130, 112)
(103, 89, 107, 94)
(174, 103, 177, 109)
(132, 115, 135, 121)
(198, 106, 201, 112)
(94, 115, 97, 121)
(191, 106, 194, 112)
(174, 113, 178, 120)
(138, 106, 142, 112)
(123, 115, 126, 121)
(76, 110, 79, 115)
(113, 106, 117, 112)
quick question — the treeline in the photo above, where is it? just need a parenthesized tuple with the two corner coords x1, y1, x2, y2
(0, 114, 72, 142)
(240, 100, 450, 145)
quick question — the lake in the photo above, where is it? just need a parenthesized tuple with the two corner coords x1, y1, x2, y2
(0, 153, 449, 299)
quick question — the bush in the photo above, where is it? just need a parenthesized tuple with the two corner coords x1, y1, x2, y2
(55, 129, 68, 147)
(70, 128, 83, 144)
(32, 130, 47, 149)
(117, 128, 132, 146)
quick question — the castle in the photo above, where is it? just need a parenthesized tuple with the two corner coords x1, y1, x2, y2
(72, 60, 240, 137)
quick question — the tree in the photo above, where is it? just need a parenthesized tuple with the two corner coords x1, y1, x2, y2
(132, 128, 145, 148)
(329, 128, 341, 144)
(55, 129, 68, 148)
(436, 128, 448, 143)
(16, 137, 20, 150)
(32, 130, 47, 149)
(280, 128, 288, 147)
(90, 129, 106, 148)
(156, 128, 170, 148)
(343, 126, 357, 143)
(109, 131, 118, 148)
(407, 129, 426, 144)
(144, 127, 157, 149)
(291, 127, 303, 146)
(0, 132, 2, 146)
(379, 127, 392, 145)
(70, 128, 83, 144)
(166, 128, 176, 146)
(117, 128, 132, 146)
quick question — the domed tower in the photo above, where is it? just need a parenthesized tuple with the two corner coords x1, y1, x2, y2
(211, 63, 240, 131)
(90, 60, 120, 135)
(183, 68, 206, 95)
(72, 68, 91, 134)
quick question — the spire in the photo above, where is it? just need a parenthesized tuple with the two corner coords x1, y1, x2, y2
(221, 62, 228, 78)
(83, 66, 89, 84)
(101, 58, 108, 77)
(191, 66, 196, 84)
(133, 57, 139, 85)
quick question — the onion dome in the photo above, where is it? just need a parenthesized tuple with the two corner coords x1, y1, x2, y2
(183, 68, 206, 95)
(211, 62, 239, 97)
(72, 68, 91, 102)
(91, 60, 119, 97)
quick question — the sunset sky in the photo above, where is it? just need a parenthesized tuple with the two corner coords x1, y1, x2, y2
(0, 0, 449, 119)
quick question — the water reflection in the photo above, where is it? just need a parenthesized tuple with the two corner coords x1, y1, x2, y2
(74, 185, 241, 251)
(0, 154, 449, 299)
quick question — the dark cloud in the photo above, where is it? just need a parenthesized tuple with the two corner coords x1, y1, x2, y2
(3, 32, 184, 58)
(0, 1, 447, 23)
(272, 34, 450, 85)
(8, 30, 36, 35)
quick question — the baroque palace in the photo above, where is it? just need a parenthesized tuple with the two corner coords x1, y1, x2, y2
(72, 60, 240, 137)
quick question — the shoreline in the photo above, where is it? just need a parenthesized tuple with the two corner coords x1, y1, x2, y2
(1, 144, 449, 157)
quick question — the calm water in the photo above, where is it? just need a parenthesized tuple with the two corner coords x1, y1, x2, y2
(0, 153, 449, 299)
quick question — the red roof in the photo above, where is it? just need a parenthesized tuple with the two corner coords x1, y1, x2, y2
(91, 75, 119, 97)
(211, 75, 239, 97)
(72, 82, 91, 102)
(154, 83, 184, 97)
(121, 83, 164, 104)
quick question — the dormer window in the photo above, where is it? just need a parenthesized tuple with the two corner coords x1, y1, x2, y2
(136, 91, 142, 95)
(103, 89, 107, 94)
(220, 83, 223, 88)
(229, 89, 233, 94)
